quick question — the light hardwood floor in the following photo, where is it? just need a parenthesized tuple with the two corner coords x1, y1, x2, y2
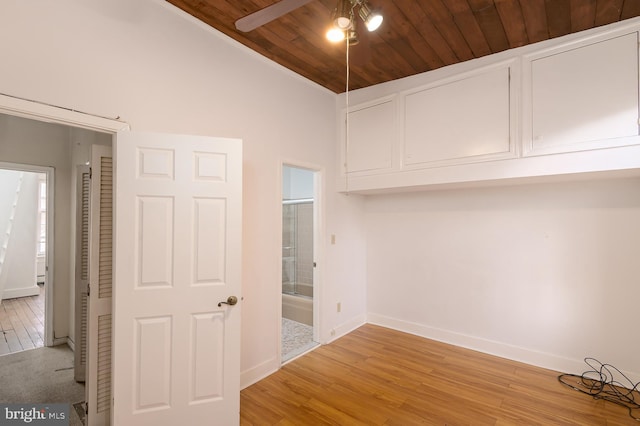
(241, 324, 636, 425)
(0, 286, 45, 355)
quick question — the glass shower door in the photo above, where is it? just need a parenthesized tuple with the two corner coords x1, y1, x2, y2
(282, 203, 296, 295)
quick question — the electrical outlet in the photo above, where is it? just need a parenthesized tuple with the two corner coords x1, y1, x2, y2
(330, 329, 336, 336)
(337, 302, 341, 313)
(331, 234, 336, 244)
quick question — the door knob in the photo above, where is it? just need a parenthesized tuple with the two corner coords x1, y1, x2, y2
(218, 296, 238, 307)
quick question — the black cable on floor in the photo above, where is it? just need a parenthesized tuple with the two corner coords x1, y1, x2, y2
(558, 357, 640, 421)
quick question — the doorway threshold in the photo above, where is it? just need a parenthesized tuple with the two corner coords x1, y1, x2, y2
(282, 341, 319, 365)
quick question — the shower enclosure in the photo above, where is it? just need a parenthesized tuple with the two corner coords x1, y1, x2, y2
(282, 199, 314, 298)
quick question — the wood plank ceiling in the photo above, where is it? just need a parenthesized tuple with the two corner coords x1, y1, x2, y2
(167, 0, 640, 93)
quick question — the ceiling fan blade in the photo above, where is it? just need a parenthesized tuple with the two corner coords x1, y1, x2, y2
(235, 0, 315, 32)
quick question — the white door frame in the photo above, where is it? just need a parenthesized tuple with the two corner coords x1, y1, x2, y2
(0, 95, 129, 350)
(0, 96, 128, 407)
(0, 95, 129, 134)
(0, 162, 54, 345)
(279, 160, 325, 361)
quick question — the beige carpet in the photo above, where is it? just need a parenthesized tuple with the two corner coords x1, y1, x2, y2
(0, 345, 85, 425)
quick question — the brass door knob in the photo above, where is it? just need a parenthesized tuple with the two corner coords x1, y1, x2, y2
(218, 296, 238, 307)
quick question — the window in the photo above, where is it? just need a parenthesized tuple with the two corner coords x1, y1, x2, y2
(37, 178, 46, 256)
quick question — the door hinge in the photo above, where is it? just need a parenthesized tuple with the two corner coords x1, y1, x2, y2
(85, 402, 88, 415)
(89, 167, 92, 179)
(87, 283, 90, 297)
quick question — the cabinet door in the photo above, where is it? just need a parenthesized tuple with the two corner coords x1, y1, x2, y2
(403, 66, 514, 168)
(343, 98, 396, 175)
(527, 32, 639, 155)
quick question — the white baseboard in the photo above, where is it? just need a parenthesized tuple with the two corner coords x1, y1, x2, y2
(240, 356, 279, 390)
(324, 313, 367, 344)
(2, 285, 40, 299)
(240, 314, 367, 389)
(53, 336, 69, 347)
(366, 313, 640, 386)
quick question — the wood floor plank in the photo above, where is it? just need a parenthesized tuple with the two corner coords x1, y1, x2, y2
(6, 303, 34, 351)
(0, 333, 10, 355)
(24, 294, 44, 322)
(240, 324, 638, 425)
(14, 299, 39, 335)
(0, 288, 45, 356)
(0, 305, 12, 332)
(3, 329, 23, 353)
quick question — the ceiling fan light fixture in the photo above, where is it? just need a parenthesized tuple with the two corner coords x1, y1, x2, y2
(326, 27, 346, 42)
(358, 2, 383, 32)
(346, 29, 359, 45)
(331, 0, 353, 30)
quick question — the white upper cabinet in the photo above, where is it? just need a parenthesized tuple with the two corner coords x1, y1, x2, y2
(403, 65, 514, 168)
(523, 32, 639, 156)
(343, 96, 396, 175)
(338, 19, 640, 193)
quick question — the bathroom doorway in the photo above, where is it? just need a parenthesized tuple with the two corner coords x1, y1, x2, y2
(281, 165, 319, 362)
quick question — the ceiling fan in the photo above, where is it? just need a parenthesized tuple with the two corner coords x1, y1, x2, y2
(235, 0, 383, 45)
(235, 0, 315, 33)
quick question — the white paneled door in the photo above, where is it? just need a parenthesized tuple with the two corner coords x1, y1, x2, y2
(113, 132, 242, 426)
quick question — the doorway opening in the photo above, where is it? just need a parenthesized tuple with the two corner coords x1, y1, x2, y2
(0, 97, 125, 425)
(281, 165, 319, 362)
(0, 165, 51, 355)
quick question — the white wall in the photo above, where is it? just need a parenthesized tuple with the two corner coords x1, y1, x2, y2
(0, 114, 73, 341)
(0, 169, 39, 299)
(365, 177, 640, 382)
(0, 0, 367, 386)
(0, 170, 18, 238)
(0, 170, 22, 297)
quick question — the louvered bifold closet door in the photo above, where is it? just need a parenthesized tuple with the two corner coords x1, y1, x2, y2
(74, 165, 91, 382)
(87, 146, 113, 426)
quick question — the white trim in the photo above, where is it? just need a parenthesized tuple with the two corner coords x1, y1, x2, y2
(240, 356, 279, 390)
(276, 165, 285, 366)
(0, 162, 53, 174)
(53, 336, 69, 347)
(0, 162, 55, 346)
(0, 94, 130, 133)
(311, 166, 325, 345)
(2, 286, 40, 299)
(45, 169, 54, 346)
(326, 313, 367, 344)
(366, 313, 640, 388)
